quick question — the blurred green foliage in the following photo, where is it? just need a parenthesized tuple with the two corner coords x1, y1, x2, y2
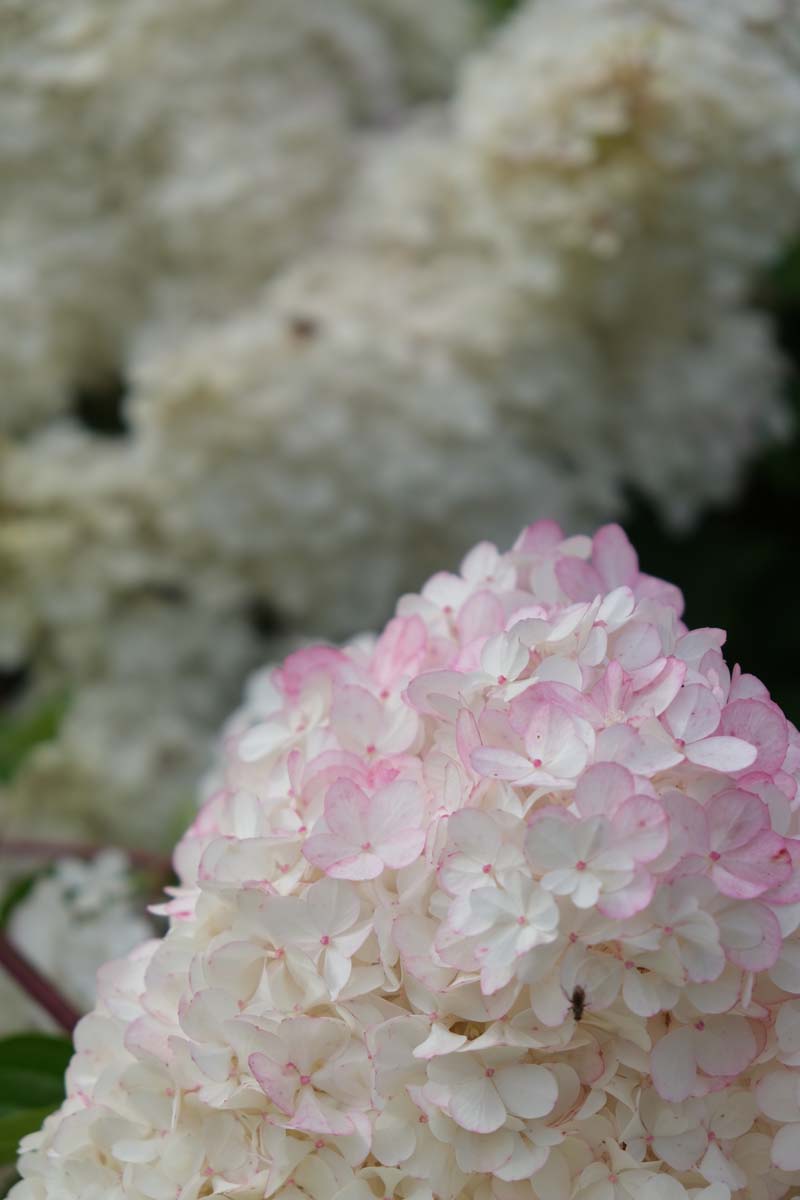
(0, 695, 67, 786)
(475, 0, 521, 19)
(0, 1035, 72, 1166)
(627, 249, 800, 726)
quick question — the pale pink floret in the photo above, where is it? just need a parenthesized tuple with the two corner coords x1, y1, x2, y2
(663, 684, 758, 772)
(303, 777, 426, 879)
(669, 788, 791, 899)
(249, 1015, 366, 1136)
(651, 1016, 759, 1103)
(12, 520, 800, 1200)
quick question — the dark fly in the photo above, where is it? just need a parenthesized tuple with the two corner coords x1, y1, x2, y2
(569, 985, 586, 1022)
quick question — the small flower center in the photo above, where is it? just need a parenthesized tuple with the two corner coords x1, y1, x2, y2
(485, 1068, 496, 1078)
(709, 851, 721, 862)
(361, 841, 373, 851)
(575, 860, 587, 872)
(532, 757, 543, 768)
(299, 1075, 312, 1086)
(320, 935, 331, 946)
(695, 1020, 706, 1032)
(482, 863, 492, 874)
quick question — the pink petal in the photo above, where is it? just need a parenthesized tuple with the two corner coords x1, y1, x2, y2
(323, 779, 370, 843)
(596, 725, 683, 774)
(613, 796, 668, 862)
(628, 657, 687, 718)
(612, 622, 663, 671)
(597, 867, 654, 918)
(303, 829, 382, 880)
(278, 646, 348, 702)
(706, 789, 769, 853)
(249, 1053, 297, 1115)
(515, 519, 564, 553)
(711, 831, 791, 899)
(291, 1087, 353, 1136)
(685, 736, 757, 772)
(718, 698, 789, 775)
(717, 901, 782, 971)
(368, 781, 424, 847)
(458, 589, 506, 643)
(592, 524, 639, 589)
(471, 746, 534, 781)
(573, 762, 636, 818)
(555, 556, 603, 602)
(370, 616, 427, 688)
(664, 684, 721, 743)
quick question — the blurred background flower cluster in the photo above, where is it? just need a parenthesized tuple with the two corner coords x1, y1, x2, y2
(0, 0, 799, 1156)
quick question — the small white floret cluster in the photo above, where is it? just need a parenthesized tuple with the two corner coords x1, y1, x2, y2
(0, 850, 151, 1035)
(12, 523, 800, 1200)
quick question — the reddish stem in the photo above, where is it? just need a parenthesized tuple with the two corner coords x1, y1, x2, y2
(0, 930, 81, 1034)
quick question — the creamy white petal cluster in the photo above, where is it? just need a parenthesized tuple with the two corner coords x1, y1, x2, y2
(0, 850, 152, 1035)
(0, 0, 477, 433)
(135, 0, 800, 630)
(13, 523, 800, 1200)
(4, 0, 800, 847)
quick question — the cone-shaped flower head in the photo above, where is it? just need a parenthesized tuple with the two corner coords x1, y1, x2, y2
(12, 522, 800, 1200)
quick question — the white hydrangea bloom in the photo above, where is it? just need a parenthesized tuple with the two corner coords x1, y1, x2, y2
(0, 850, 151, 1035)
(0, 426, 265, 845)
(457, 0, 800, 288)
(10, 522, 800, 1200)
(0, 0, 478, 432)
(3, 0, 800, 851)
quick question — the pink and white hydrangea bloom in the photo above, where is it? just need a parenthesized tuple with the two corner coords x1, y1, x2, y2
(11, 522, 800, 1200)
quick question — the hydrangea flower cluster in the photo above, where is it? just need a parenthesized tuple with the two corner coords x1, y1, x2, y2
(13, 523, 800, 1200)
(4, 0, 800, 847)
(0, 0, 476, 434)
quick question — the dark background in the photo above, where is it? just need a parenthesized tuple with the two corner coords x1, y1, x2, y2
(624, 248, 800, 726)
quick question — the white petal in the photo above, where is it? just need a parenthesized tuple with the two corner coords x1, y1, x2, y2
(447, 1078, 506, 1133)
(493, 1064, 558, 1120)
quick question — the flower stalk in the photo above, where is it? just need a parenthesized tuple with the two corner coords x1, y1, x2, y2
(0, 930, 80, 1034)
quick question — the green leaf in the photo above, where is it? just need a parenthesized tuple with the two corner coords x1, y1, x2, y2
(0, 1036, 71, 1118)
(0, 873, 39, 929)
(0, 694, 68, 784)
(472, 0, 522, 20)
(0, 1107, 53, 1164)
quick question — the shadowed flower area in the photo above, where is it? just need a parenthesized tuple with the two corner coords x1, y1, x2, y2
(626, 242, 800, 727)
